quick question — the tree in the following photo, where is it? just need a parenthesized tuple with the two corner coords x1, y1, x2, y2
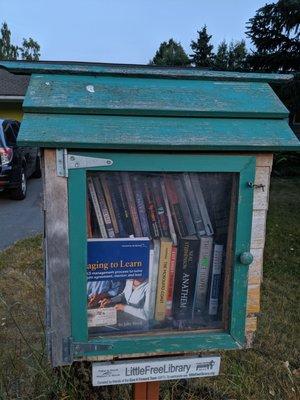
(227, 40, 248, 71)
(246, 0, 300, 71)
(214, 40, 228, 70)
(0, 22, 18, 60)
(190, 25, 214, 67)
(0, 21, 41, 61)
(150, 39, 190, 67)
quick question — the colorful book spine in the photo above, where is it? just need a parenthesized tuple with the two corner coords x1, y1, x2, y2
(143, 180, 161, 238)
(182, 173, 206, 236)
(121, 172, 143, 237)
(107, 174, 127, 237)
(164, 175, 188, 237)
(190, 173, 214, 236)
(173, 174, 196, 237)
(172, 236, 200, 320)
(100, 173, 120, 237)
(115, 173, 135, 237)
(154, 238, 173, 321)
(165, 245, 177, 318)
(208, 244, 224, 316)
(151, 176, 170, 238)
(193, 236, 213, 315)
(148, 239, 160, 320)
(92, 176, 115, 238)
(87, 176, 107, 238)
(161, 180, 177, 245)
(132, 175, 151, 238)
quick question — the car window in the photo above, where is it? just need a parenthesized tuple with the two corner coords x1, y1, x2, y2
(3, 121, 17, 146)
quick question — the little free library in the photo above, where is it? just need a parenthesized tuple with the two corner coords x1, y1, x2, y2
(1, 61, 299, 371)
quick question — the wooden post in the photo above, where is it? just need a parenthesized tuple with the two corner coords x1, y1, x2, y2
(134, 381, 160, 400)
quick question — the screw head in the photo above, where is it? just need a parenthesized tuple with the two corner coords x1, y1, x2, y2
(240, 252, 253, 265)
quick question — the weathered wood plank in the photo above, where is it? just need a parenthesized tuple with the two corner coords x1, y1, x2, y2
(255, 154, 273, 168)
(17, 113, 300, 151)
(44, 149, 71, 367)
(248, 248, 264, 285)
(247, 285, 261, 314)
(253, 166, 271, 210)
(0, 60, 293, 82)
(24, 74, 288, 118)
(246, 316, 257, 332)
(251, 210, 267, 249)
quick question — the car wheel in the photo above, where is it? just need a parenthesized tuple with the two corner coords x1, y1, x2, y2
(31, 156, 42, 179)
(10, 167, 27, 200)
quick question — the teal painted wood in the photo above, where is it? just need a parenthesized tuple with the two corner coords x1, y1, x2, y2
(68, 153, 254, 357)
(18, 113, 300, 151)
(23, 74, 288, 118)
(0, 60, 293, 82)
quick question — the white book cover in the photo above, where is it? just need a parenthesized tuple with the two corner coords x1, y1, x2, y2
(148, 239, 160, 320)
(208, 244, 224, 316)
(193, 236, 213, 315)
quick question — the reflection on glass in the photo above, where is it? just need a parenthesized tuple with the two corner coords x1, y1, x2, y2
(86, 172, 235, 336)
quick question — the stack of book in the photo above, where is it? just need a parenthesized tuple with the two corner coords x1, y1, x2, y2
(87, 171, 229, 329)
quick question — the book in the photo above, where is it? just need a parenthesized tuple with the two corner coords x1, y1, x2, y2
(132, 175, 152, 238)
(143, 180, 161, 238)
(165, 245, 177, 318)
(100, 173, 120, 237)
(154, 238, 173, 321)
(164, 175, 188, 237)
(121, 172, 143, 237)
(172, 174, 196, 236)
(92, 176, 115, 238)
(208, 244, 224, 316)
(161, 180, 177, 245)
(87, 193, 93, 238)
(182, 173, 206, 236)
(87, 176, 107, 238)
(115, 173, 135, 237)
(193, 236, 214, 315)
(190, 173, 214, 236)
(172, 236, 200, 321)
(87, 237, 150, 332)
(151, 176, 170, 238)
(148, 239, 160, 320)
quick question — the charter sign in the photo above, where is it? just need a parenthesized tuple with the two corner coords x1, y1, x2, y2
(92, 356, 220, 386)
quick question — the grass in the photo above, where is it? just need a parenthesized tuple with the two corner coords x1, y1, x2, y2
(0, 177, 299, 400)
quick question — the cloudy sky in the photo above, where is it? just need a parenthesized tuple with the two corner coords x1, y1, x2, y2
(2, 0, 268, 64)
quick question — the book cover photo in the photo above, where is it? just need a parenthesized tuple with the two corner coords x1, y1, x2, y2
(87, 237, 151, 334)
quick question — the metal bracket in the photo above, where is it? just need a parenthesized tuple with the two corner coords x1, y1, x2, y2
(56, 149, 113, 177)
(62, 337, 113, 363)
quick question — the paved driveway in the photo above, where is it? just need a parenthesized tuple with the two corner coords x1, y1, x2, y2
(0, 178, 43, 251)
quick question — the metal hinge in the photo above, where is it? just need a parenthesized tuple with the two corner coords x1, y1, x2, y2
(56, 149, 113, 177)
(62, 337, 113, 363)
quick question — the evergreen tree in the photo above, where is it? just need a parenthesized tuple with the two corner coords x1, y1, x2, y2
(190, 25, 214, 67)
(246, 0, 300, 71)
(227, 40, 248, 71)
(0, 21, 41, 61)
(214, 40, 228, 70)
(0, 22, 18, 60)
(150, 39, 190, 67)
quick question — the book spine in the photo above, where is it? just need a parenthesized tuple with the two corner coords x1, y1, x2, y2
(92, 177, 115, 238)
(107, 175, 127, 237)
(161, 180, 177, 245)
(155, 238, 173, 321)
(148, 239, 160, 320)
(86, 193, 93, 238)
(173, 175, 196, 236)
(121, 172, 143, 237)
(115, 173, 135, 237)
(87, 177, 107, 238)
(208, 244, 224, 316)
(164, 175, 188, 237)
(143, 180, 161, 238)
(190, 173, 214, 236)
(151, 176, 170, 237)
(100, 174, 120, 237)
(193, 236, 214, 315)
(165, 245, 177, 318)
(132, 175, 152, 238)
(182, 173, 206, 236)
(172, 237, 200, 320)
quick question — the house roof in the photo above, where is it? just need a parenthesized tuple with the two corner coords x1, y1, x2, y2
(0, 68, 30, 98)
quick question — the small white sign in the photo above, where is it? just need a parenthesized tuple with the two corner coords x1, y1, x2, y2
(92, 355, 220, 386)
(88, 308, 117, 327)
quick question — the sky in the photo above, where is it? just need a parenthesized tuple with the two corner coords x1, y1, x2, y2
(1, 0, 268, 64)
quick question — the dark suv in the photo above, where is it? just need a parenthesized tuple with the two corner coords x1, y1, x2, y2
(0, 119, 41, 200)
